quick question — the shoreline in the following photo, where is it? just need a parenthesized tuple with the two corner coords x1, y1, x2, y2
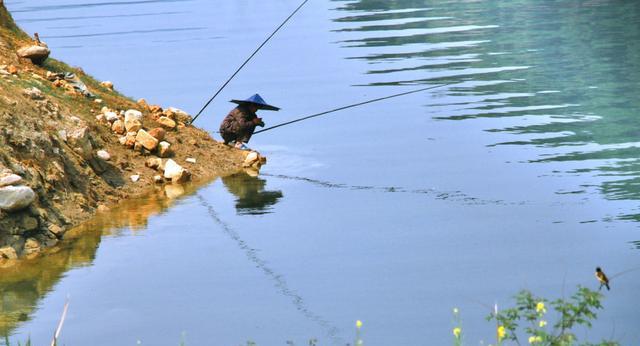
(0, 4, 261, 261)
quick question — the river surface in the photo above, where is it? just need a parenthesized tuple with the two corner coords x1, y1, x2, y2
(3, 0, 640, 345)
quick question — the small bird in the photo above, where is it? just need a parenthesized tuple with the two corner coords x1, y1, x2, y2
(595, 267, 610, 290)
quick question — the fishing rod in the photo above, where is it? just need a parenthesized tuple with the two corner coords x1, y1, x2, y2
(190, 0, 310, 124)
(254, 81, 459, 135)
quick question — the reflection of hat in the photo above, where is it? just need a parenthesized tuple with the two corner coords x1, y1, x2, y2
(230, 94, 280, 111)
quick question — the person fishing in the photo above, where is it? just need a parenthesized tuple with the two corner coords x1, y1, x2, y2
(219, 94, 280, 149)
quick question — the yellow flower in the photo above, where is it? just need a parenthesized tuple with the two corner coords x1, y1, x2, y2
(497, 325, 506, 341)
(528, 335, 542, 344)
(453, 327, 461, 338)
(356, 320, 363, 329)
(535, 302, 546, 314)
(539, 320, 547, 328)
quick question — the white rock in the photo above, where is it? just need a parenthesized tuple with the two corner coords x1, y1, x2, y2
(124, 109, 143, 122)
(186, 158, 196, 164)
(163, 159, 190, 183)
(0, 173, 23, 187)
(58, 130, 67, 142)
(17, 45, 50, 64)
(22, 87, 43, 100)
(244, 151, 259, 165)
(94, 99, 103, 104)
(104, 111, 119, 123)
(130, 175, 140, 183)
(96, 150, 111, 161)
(0, 185, 36, 211)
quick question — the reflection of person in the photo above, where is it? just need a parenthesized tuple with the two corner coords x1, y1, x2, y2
(221, 171, 283, 215)
(219, 94, 280, 149)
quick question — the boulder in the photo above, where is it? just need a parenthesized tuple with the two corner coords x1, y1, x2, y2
(111, 119, 125, 134)
(0, 185, 36, 211)
(22, 216, 38, 231)
(17, 45, 50, 65)
(243, 151, 260, 166)
(124, 131, 137, 148)
(135, 129, 159, 151)
(124, 109, 143, 132)
(96, 149, 111, 161)
(137, 98, 149, 110)
(0, 173, 22, 187)
(48, 224, 64, 238)
(157, 116, 176, 129)
(163, 159, 191, 184)
(167, 107, 193, 123)
(67, 126, 94, 159)
(158, 141, 172, 158)
(0, 246, 18, 260)
(130, 175, 140, 183)
(124, 118, 142, 133)
(57, 130, 68, 142)
(148, 127, 166, 141)
(153, 175, 163, 184)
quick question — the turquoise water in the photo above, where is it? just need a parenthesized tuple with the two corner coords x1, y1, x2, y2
(3, 0, 640, 345)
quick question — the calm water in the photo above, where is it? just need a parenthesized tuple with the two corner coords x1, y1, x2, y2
(3, 0, 640, 345)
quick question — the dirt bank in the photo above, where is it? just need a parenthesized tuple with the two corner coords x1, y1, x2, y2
(0, 4, 259, 260)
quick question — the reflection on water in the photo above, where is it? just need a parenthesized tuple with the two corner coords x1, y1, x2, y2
(195, 195, 344, 344)
(222, 171, 283, 215)
(0, 180, 208, 336)
(333, 0, 640, 220)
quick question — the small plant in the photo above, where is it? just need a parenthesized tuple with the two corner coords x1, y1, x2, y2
(485, 286, 618, 345)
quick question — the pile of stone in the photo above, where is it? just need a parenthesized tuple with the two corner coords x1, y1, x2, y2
(95, 103, 193, 184)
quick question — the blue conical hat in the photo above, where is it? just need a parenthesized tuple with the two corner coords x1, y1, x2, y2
(230, 94, 280, 111)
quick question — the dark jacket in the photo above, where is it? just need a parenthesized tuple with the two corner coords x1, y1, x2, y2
(219, 105, 259, 144)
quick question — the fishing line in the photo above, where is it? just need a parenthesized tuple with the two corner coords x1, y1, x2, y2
(190, 0, 310, 124)
(195, 194, 345, 344)
(253, 81, 459, 135)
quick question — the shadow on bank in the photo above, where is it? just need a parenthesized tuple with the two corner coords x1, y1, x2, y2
(0, 171, 283, 336)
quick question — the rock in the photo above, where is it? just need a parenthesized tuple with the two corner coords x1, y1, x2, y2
(58, 130, 68, 142)
(186, 157, 196, 164)
(148, 127, 166, 141)
(0, 247, 18, 260)
(22, 87, 44, 100)
(100, 81, 114, 89)
(145, 157, 163, 170)
(0, 186, 36, 211)
(124, 118, 142, 133)
(118, 136, 127, 146)
(124, 109, 143, 132)
(0, 173, 22, 187)
(167, 107, 193, 123)
(96, 149, 111, 161)
(67, 126, 94, 159)
(105, 111, 119, 123)
(137, 98, 149, 109)
(135, 129, 159, 151)
(111, 119, 125, 134)
(153, 175, 163, 184)
(94, 98, 103, 104)
(125, 109, 143, 122)
(22, 216, 38, 231)
(163, 159, 191, 184)
(48, 224, 64, 237)
(130, 175, 140, 182)
(7, 65, 18, 75)
(243, 151, 259, 166)
(157, 116, 176, 129)
(158, 141, 172, 158)
(95, 114, 106, 123)
(17, 45, 50, 65)
(23, 238, 40, 255)
(124, 132, 137, 148)
(149, 105, 163, 114)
